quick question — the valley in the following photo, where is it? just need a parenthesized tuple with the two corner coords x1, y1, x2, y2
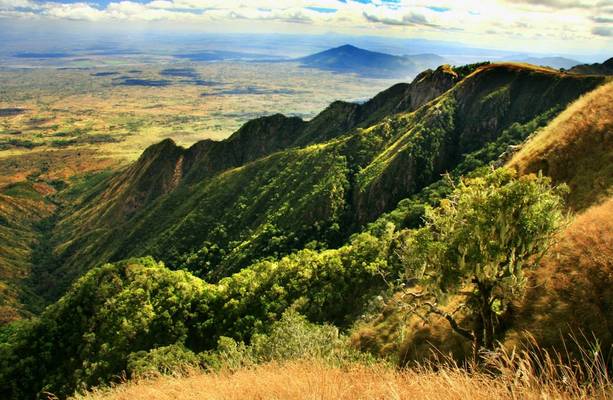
(0, 52, 612, 399)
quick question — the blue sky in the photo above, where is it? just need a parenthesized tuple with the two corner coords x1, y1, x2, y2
(0, 0, 611, 55)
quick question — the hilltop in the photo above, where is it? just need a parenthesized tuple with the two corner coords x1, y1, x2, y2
(509, 56, 581, 70)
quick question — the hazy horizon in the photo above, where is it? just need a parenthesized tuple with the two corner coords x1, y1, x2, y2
(1, 0, 611, 66)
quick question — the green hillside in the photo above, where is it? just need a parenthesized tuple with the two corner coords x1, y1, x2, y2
(40, 63, 603, 297)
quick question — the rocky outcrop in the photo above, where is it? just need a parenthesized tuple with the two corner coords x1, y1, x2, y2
(396, 65, 459, 112)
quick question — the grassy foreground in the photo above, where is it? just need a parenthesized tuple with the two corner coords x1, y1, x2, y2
(76, 354, 612, 400)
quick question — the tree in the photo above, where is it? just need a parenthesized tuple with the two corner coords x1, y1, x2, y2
(399, 168, 566, 353)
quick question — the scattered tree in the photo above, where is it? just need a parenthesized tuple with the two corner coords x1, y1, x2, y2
(399, 168, 566, 354)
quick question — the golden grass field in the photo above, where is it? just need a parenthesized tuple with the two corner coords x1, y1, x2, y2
(75, 355, 612, 400)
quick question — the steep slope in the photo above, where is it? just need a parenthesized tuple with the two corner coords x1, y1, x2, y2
(59, 65, 460, 234)
(353, 63, 605, 221)
(508, 80, 613, 210)
(0, 185, 54, 322)
(353, 79, 613, 362)
(506, 197, 613, 355)
(566, 57, 613, 75)
(25, 65, 462, 300)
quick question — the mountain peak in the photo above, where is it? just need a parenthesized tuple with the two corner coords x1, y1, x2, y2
(334, 44, 361, 51)
(328, 44, 360, 53)
(296, 44, 448, 78)
(298, 44, 410, 78)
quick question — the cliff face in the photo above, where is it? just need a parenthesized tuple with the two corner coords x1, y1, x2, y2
(396, 65, 459, 112)
(105, 139, 186, 219)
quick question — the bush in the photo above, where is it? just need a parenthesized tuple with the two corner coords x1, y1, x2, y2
(127, 344, 201, 378)
(204, 310, 374, 371)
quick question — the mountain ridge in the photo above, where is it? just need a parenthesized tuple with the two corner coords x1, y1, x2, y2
(0, 60, 611, 399)
(38, 62, 606, 300)
(70, 64, 461, 233)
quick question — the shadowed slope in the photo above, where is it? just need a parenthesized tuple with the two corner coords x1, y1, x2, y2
(0, 187, 54, 322)
(353, 63, 605, 222)
(507, 197, 613, 356)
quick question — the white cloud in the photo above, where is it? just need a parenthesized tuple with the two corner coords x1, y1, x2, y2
(0, 0, 39, 10)
(41, 2, 105, 20)
(0, 0, 610, 52)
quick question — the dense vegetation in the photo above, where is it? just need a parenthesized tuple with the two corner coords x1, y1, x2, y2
(0, 165, 598, 398)
(0, 224, 395, 398)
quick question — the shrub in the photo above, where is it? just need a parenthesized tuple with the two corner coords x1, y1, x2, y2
(204, 310, 374, 371)
(127, 344, 201, 378)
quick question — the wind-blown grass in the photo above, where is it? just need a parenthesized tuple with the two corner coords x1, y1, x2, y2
(76, 344, 612, 400)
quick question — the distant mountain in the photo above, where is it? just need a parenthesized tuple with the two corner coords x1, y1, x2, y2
(566, 57, 613, 75)
(404, 53, 447, 66)
(296, 44, 446, 78)
(509, 56, 582, 70)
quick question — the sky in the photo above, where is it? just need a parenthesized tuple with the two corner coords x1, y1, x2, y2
(0, 0, 611, 57)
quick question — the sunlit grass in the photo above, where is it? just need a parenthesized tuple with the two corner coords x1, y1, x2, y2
(508, 80, 613, 210)
(76, 344, 613, 400)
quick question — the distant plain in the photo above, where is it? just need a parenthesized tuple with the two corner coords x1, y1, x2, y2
(0, 58, 398, 186)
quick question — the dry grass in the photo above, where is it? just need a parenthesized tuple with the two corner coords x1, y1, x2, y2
(508, 81, 613, 210)
(508, 196, 613, 355)
(75, 353, 612, 400)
